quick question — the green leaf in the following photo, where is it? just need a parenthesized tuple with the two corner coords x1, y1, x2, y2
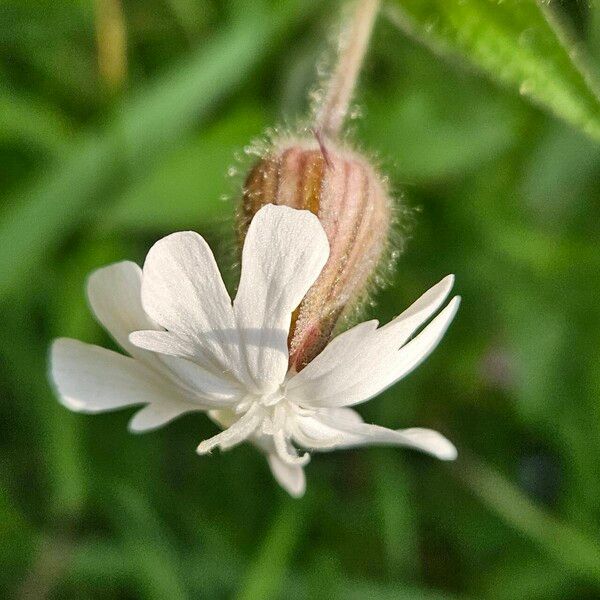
(387, 0, 600, 141)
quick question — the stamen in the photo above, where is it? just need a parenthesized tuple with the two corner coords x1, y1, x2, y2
(274, 429, 310, 466)
(235, 395, 255, 414)
(261, 389, 284, 407)
(291, 423, 344, 450)
(197, 405, 261, 454)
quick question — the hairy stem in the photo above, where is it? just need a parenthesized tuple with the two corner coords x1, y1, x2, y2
(315, 0, 380, 136)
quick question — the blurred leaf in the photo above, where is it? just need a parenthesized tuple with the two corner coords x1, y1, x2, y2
(591, 4, 600, 62)
(0, 90, 72, 156)
(372, 452, 418, 578)
(162, 0, 209, 39)
(387, 0, 600, 141)
(520, 123, 600, 230)
(0, 481, 35, 591)
(15, 535, 74, 600)
(235, 500, 305, 600)
(459, 458, 600, 587)
(0, 303, 86, 519)
(362, 63, 522, 181)
(477, 556, 575, 600)
(103, 105, 266, 231)
(0, 2, 98, 106)
(338, 580, 465, 600)
(182, 534, 244, 597)
(40, 241, 132, 517)
(109, 484, 188, 600)
(69, 538, 131, 585)
(0, 0, 314, 301)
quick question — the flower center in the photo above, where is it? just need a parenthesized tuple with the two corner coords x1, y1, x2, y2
(200, 387, 316, 466)
(234, 386, 285, 415)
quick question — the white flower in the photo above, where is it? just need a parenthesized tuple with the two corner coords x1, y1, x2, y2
(50, 204, 459, 497)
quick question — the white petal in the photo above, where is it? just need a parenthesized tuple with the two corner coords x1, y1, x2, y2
(128, 401, 192, 433)
(233, 204, 329, 391)
(386, 296, 460, 380)
(379, 274, 454, 345)
(290, 408, 363, 449)
(287, 282, 460, 408)
(130, 330, 242, 402)
(291, 417, 345, 450)
(87, 261, 160, 360)
(50, 338, 199, 417)
(328, 407, 364, 425)
(130, 329, 201, 359)
(267, 454, 306, 498)
(87, 261, 238, 406)
(300, 413, 457, 460)
(393, 428, 458, 460)
(141, 231, 249, 386)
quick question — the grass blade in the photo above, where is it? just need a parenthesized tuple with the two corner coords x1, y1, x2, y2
(0, 1, 313, 301)
(458, 458, 600, 587)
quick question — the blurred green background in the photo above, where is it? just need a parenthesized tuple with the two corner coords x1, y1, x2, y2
(2, 0, 600, 598)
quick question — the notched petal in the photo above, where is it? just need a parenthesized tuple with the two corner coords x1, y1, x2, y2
(234, 204, 329, 389)
(287, 277, 460, 408)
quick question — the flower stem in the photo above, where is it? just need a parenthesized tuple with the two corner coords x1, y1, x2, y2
(315, 0, 380, 137)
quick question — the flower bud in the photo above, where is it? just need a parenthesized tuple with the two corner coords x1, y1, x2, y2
(241, 136, 392, 371)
